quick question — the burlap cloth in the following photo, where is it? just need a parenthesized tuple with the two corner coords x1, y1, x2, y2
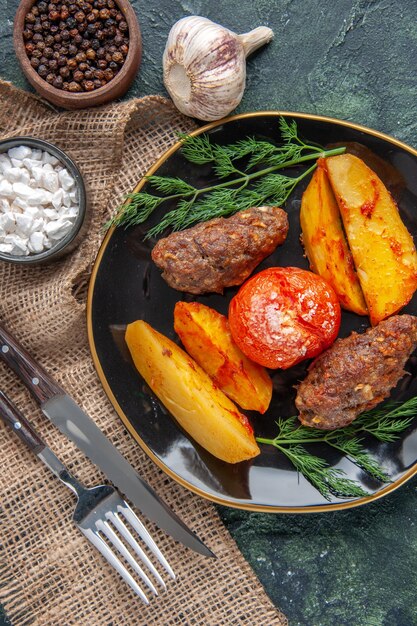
(0, 81, 287, 626)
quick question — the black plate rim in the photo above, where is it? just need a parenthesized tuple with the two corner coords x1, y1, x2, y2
(87, 109, 417, 513)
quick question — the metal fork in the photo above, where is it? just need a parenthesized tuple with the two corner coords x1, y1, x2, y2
(0, 390, 175, 604)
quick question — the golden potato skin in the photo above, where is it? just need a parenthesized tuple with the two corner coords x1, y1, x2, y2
(174, 301, 272, 414)
(326, 154, 417, 325)
(125, 320, 260, 463)
(300, 162, 368, 315)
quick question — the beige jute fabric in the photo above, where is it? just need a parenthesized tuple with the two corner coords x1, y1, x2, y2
(0, 80, 287, 626)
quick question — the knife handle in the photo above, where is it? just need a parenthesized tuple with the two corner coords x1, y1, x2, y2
(0, 390, 45, 454)
(0, 323, 62, 405)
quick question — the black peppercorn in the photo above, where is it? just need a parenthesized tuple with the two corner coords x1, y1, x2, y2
(84, 68, 94, 79)
(52, 76, 64, 88)
(82, 79, 95, 91)
(86, 22, 97, 34)
(25, 12, 36, 23)
(108, 60, 117, 71)
(74, 33, 83, 43)
(68, 81, 82, 92)
(33, 22, 43, 33)
(44, 33, 54, 44)
(43, 46, 53, 58)
(61, 29, 70, 40)
(57, 56, 67, 66)
(54, 33, 62, 42)
(48, 59, 58, 70)
(59, 66, 70, 77)
(36, 40, 46, 50)
(38, 64, 48, 77)
(68, 43, 77, 55)
(38, 1, 48, 12)
(85, 48, 96, 59)
(25, 42, 36, 54)
(103, 68, 113, 81)
(60, 8, 69, 19)
(45, 73, 55, 83)
(74, 10, 85, 22)
(97, 58, 107, 69)
(73, 69, 84, 82)
(23, 29, 33, 40)
(78, 62, 88, 71)
(31, 48, 43, 58)
(67, 58, 77, 69)
(80, 39, 90, 50)
(30, 57, 41, 68)
(91, 38, 100, 49)
(62, 81, 70, 90)
(96, 46, 105, 58)
(66, 16, 76, 28)
(120, 43, 128, 56)
(32, 33, 43, 43)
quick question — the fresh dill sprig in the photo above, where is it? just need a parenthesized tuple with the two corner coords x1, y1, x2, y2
(256, 396, 417, 500)
(107, 117, 346, 234)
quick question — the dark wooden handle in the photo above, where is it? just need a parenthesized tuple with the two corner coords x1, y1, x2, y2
(0, 390, 45, 454)
(0, 324, 63, 405)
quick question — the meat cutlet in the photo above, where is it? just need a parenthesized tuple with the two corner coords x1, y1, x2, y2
(295, 314, 417, 430)
(151, 206, 289, 295)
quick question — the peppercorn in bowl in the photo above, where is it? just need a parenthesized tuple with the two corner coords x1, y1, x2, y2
(0, 136, 89, 264)
(13, 0, 141, 109)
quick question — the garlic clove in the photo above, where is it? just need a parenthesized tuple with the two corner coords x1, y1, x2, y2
(163, 16, 273, 122)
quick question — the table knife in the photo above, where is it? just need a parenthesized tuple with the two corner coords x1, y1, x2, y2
(0, 322, 215, 558)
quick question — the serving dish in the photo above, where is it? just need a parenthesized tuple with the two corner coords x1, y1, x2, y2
(87, 111, 417, 512)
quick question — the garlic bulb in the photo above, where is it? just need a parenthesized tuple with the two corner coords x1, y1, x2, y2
(163, 16, 274, 121)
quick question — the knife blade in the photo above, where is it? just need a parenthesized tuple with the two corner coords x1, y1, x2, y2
(0, 322, 215, 558)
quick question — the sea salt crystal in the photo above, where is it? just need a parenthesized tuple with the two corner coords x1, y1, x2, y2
(0, 145, 80, 257)
(28, 231, 45, 253)
(0, 179, 13, 198)
(58, 169, 75, 190)
(8, 145, 32, 160)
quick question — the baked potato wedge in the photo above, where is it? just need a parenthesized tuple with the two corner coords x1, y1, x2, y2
(125, 320, 260, 463)
(326, 153, 417, 325)
(300, 161, 368, 315)
(174, 301, 272, 413)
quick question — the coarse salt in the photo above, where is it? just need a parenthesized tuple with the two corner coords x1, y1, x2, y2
(0, 145, 79, 257)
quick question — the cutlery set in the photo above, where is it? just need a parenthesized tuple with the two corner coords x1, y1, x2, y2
(0, 322, 214, 603)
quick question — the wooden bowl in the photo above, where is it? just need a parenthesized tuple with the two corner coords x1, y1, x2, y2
(13, 0, 142, 110)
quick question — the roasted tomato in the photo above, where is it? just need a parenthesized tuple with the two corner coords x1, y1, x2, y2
(228, 267, 341, 369)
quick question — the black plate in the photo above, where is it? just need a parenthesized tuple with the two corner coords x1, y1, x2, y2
(87, 112, 417, 512)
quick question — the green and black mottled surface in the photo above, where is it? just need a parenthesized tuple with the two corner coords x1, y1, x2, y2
(1, 1, 417, 625)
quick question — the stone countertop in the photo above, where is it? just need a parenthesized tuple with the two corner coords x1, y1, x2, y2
(1, 1, 417, 625)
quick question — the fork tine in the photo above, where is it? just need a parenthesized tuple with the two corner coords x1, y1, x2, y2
(118, 502, 176, 581)
(80, 527, 150, 604)
(106, 510, 167, 590)
(96, 519, 159, 596)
